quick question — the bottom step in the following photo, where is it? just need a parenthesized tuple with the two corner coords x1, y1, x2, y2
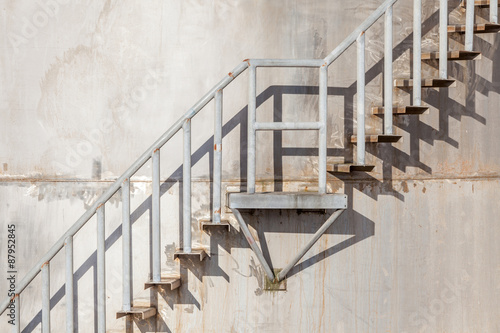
(144, 276, 181, 290)
(351, 135, 402, 143)
(116, 307, 156, 320)
(327, 164, 375, 173)
(372, 106, 429, 115)
(174, 249, 208, 261)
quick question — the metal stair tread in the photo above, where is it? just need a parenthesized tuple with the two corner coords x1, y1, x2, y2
(200, 219, 231, 232)
(350, 134, 402, 143)
(461, 0, 500, 8)
(421, 50, 481, 60)
(394, 78, 456, 88)
(116, 306, 156, 319)
(327, 164, 375, 173)
(372, 106, 429, 115)
(174, 249, 208, 261)
(144, 276, 181, 290)
(448, 23, 500, 33)
(228, 192, 347, 210)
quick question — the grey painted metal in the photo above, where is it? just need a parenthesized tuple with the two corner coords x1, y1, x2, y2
(254, 122, 322, 131)
(213, 90, 223, 224)
(232, 208, 275, 281)
(492, 0, 498, 24)
(0, 60, 250, 316)
(152, 148, 161, 280)
(440, 0, 448, 79)
(357, 32, 366, 165)
(183, 120, 192, 253)
(65, 236, 73, 333)
(414, 0, 422, 106)
(250, 59, 323, 67)
(97, 205, 106, 333)
(228, 193, 348, 210)
(323, 0, 398, 66)
(318, 66, 327, 194)
(465, 0, 475, 51)
(13, 296, 19, 333)
(248, 65, 257, 194)
(41, 262, 50, 333)
(121, 179, 131, 311)
(277, 209, 345, 281)
(384, 6, 394, 134)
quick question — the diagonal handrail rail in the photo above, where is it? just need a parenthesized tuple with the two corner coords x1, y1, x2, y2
(0, 0, 400, 317)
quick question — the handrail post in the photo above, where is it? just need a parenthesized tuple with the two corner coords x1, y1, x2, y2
(13, 295, 20, 333)
(97, 204, 106, 333)
(491, 0, 498, 24)
(357, 32, 366, 165)
(213, 90, 223, 223)
(318, 65, 328, 194)
(65, 236, 74, 333)
(465, 0, 475, 51)
(248, 65, 257, 194)
(183, 120, 192, 253)
(414, 0, 422, 106)
(152, 149, 161, 280)
(122, 179, 132, 310)
(384, 5, 394, 134)
(440, 0, 448, 79)
(42, 262, 50, 333)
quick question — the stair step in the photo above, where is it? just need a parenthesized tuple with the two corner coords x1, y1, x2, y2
(461, 0, 500, 8)
(394, 78, 456, 88)
(228, 192, 348, 210)
(201, 220, 231, 232)
(116, 307, 156, 320)
(421, 50, 481, 60)
(174, 249, 208, 261)
(372, 106, 429, 115)
(144, 277, 181, 290)
(350, 135, 402, 143)
(327, 164, 375, 173)
(448, 23, 500, 34)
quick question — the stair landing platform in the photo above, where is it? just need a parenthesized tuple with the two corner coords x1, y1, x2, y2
(228, 192, 347, 210)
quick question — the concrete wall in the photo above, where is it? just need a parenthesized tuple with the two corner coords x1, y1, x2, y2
(1, 0, 500, 332)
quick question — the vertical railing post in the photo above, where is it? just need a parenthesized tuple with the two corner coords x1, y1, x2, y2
(152, 149, 161, 280)
(248, 65, 257, 194)
(384, 5, 394, 134)
(65, 236, 74, 333)
(97, 204, 106, 333)
(213, 90, 223, 223)
(183, 120, 192, 253)
(13, 295, 19, 333)
(440, 0, 448, 79)
(491, 0, 498, 24)
(357, 32, 366, 165)
(414, 0, 422, 106)
(42, 262, 50, 333)
(318, 65, 327, 194)
(122, 179, 132, 310)
(465, 0, 475, 51)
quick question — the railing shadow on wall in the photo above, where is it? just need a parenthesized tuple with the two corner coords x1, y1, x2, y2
(19, 5, 499, 333)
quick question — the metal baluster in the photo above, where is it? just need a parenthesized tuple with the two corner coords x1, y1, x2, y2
(152, 149, 161, 280)
(385, 5, 394, 134)
(357, 32, 366, 165)
(65, 236, 74, 333)
(42, 262, 50, 333)
(13, 294, 20, 333)
(122, 179, 132, 311)
(248, 66, 257, 194)
(414, 0, 422, 106)
(183, 120, 192, 253)
(440, 0, 448, 79)
(97, 204, 106, 333)
(465, 0, 475, 51)
(318, 66, 327, 193)
(213, 90, 223, 223)
(491, 0, 498, 24)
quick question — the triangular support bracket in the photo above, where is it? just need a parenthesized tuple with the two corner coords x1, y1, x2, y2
(229, 192, 347, 282)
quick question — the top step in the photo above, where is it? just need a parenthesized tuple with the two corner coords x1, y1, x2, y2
(228, 192, 347, 210)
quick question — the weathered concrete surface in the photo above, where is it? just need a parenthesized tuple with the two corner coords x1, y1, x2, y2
(1, 0, 500, 332)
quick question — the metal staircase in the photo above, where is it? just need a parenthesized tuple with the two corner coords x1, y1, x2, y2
(1, 0, 498, 331)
